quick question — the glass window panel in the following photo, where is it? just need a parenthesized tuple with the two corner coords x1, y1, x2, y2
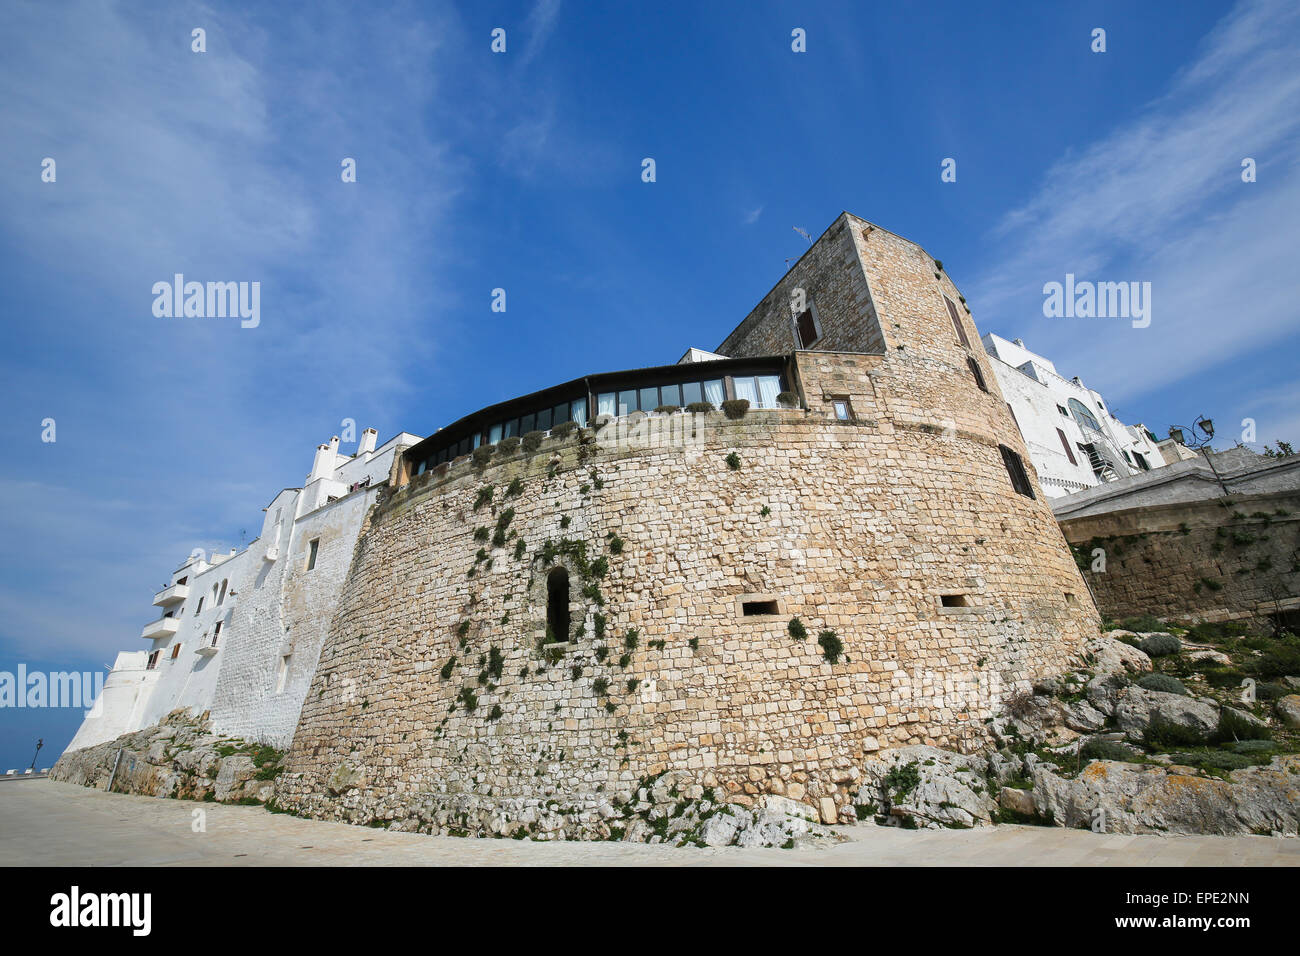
(703, 380, 724, 404)
(521, 413, 535, 434)
(535, 407, 552, 431)
(488, 423, 503, 444)
(597, 393, 616, 416)
(472, 433, 482, 449)
(639, 387, 659, 410)
(659, 383, 681, 407)
(571, 398, 589, 426)
(504, 418, 518, 438)
(756, 375, 781, 408)
(417, 460, 427, 475)
(681, 381, 702, 405)
(734, 377, 758, 404)
(553, 403, 569, 426)
(617, 391, 637, 415)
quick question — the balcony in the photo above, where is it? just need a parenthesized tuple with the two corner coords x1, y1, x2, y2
(152, 582, 190, 607)
(195, 639, 219, 657)
(141, 616, 181, 641)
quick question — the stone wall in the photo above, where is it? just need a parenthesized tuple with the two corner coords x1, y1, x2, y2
(1061, 490, 1300, 623)
(275, 360, 1095, 831)
(718, 213, 886, 358)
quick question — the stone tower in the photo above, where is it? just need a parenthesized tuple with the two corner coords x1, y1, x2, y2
(275, 212, 1097, 833)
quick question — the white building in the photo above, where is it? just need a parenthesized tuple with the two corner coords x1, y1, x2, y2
(981, 334, 1169, 498)
(67, 427, 422, 752)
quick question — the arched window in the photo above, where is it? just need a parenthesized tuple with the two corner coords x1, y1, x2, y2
(1068, 398, 1101, 433)
(546, 567, 570, 643)
(217, 579, 228, 605)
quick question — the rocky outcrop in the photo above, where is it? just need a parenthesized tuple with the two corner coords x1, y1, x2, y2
(1026, 754, 1300, 836)
(313, 769, 839, 847)
(1086, 633, 1154, 676)
(1277, 695, 1300, 729)
(1114, 686, 1220, 743)
(50, 710, 282, 804)
(857, 746, 996, 829)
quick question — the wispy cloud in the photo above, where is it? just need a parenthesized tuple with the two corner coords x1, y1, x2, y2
(970, 0, 1300, 405)
(742, 205, 764, 225)
(0, 0, 464, 662)
(520, 0, 562, 69)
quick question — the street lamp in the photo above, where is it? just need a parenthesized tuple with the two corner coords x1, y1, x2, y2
(1168, 416, 1214, 449)
(1169, 416, 1227, 495)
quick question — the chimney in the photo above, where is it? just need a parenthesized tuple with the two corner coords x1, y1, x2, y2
(309, 443, 333, 482)
(358, 427, 378, 457)
(1013, 338, 1024, 347)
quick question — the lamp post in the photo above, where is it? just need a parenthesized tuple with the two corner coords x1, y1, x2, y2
(1169, 416, 1228, 496)
(29, 739, 42, 772)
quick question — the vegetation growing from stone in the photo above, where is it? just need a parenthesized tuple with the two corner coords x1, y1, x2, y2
(521, 431, 545, 453)
(1079, 739, 1139, 763)
(776, 391, 799, 408)
(686, 401, 714, 413)
(472, 445, 494, 468)
(498, 436, 521, 455)
(725, 452, 741, 470)
(551, 420, 577, 438)
(1119, 615, 1164, 633)
(440, 657, 457, 680)
(883, 761, 920, 798)
(1139, 633, 1181, 657)
(473, 485, 494, 510)
(1137, 673, 1187, 696)
(817, 630, 844, 664)
(788, 617, 807, 640)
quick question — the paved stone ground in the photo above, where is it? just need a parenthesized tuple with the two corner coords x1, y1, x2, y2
(2, 780, 1297, 866)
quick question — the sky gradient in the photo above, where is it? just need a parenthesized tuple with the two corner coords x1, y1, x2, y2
(1, 0, 1296, 768)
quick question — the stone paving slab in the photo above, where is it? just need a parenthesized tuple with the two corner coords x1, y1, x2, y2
(2, 780, 1297, 866)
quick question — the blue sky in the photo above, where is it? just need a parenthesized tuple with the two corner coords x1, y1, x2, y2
(1, 0, 1296, 768)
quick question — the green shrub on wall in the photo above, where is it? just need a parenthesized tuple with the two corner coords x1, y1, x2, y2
(521, 431, 545, 453)
(722, 399, 750, 420)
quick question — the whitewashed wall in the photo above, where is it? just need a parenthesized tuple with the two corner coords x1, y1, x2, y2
(64, 430, 420, 754)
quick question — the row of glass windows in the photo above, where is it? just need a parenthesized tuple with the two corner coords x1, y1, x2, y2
(487, 398, 590, 445)
(417, 372, 785, 473)
(594, 374, 781, 416)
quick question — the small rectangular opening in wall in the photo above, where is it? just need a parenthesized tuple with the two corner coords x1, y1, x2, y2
(306, 538, 319, 571)
(741, 599, 780, 616)
(1064, 592, 1077, 604)
(940, 594, 969, 608)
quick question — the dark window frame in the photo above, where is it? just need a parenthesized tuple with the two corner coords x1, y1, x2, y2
(1057, 428, 1077, 465)
(945, 296, 971, 349)
(999, 444, 1036, 499)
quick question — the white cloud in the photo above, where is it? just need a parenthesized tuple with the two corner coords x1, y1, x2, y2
(970, 0, 1300, 406)
(742, 205, 764, 225)
(520, 0, 563, 68)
